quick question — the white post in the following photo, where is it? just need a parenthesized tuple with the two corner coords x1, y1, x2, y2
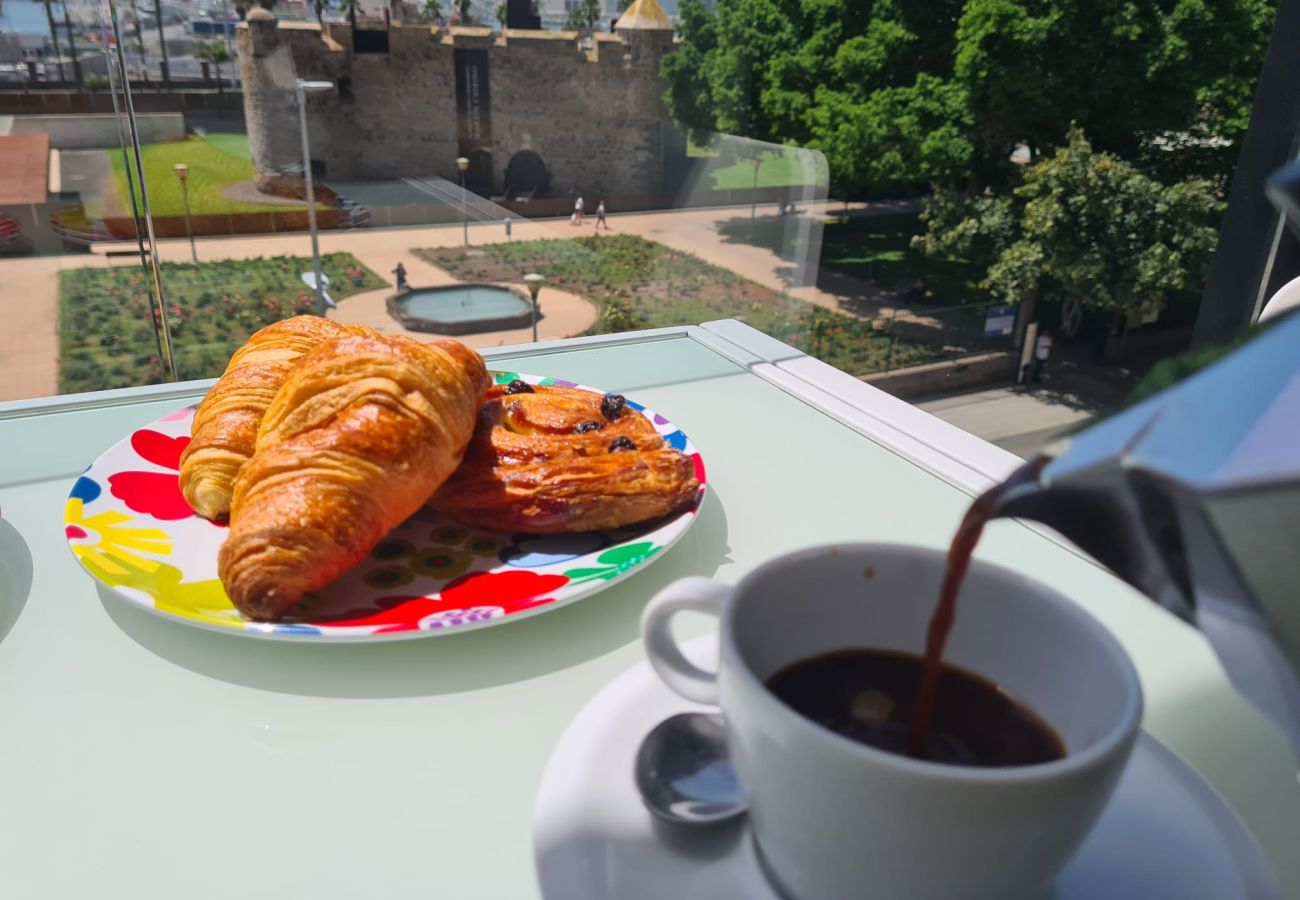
(297, 80, 326, 314)
(1019, 322, 1038, 384)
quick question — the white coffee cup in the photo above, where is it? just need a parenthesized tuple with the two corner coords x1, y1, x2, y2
(641, 543, 1143, 900)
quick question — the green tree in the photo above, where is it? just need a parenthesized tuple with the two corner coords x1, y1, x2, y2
(565, 0, 601, 31)
(953, 0, 1273, 181)
(661, 0, 717, 145)
(918, 129, 1224, 323)
(196, 41, 232, 94)
(340, 0, 360, 29)
(808, 73, 972, 196)
(663, 0, 1273, 192)
(495, 1, 506, 26)
(420, 0, 442, 21)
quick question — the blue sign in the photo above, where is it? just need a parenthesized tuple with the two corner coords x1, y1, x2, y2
(984, 305, 1016, 337)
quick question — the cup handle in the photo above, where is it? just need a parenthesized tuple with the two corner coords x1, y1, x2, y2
(641, 577, 731, 705)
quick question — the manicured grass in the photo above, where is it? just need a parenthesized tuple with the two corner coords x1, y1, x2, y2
(199, 131, 252, 161)
(414, 235, 941, 377)
(58, 253, 386, 393)
(705, 149, 815, 190)
(108, 135, 299, 217)
(820, 212, 991, 305)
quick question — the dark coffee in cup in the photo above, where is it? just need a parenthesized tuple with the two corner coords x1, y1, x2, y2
(765, 649, 1065, 767)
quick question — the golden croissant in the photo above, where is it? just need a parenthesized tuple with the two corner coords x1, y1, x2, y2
(430, 381, 700, 533)
(179, 315, 373, 521)
(218, 334, 489, 621)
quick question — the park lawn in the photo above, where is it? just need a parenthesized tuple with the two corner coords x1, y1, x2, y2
(820, 212, 991, 306)
(199, 131, 252, 161)
(705, 148, 817, 190)
(415, 235, 941, 378)
(108, 135, 300, 217)
(57, 253, 386, 393)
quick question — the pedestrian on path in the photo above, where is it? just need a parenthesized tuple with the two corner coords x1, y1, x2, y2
(392, 261, 408, 291)
(573, 195, 585, 226)
(1032, 329, 1053, 383)
(595, 200, 609, 230)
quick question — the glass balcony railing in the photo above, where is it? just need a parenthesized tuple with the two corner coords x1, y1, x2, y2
(0, 0, 1284, 410)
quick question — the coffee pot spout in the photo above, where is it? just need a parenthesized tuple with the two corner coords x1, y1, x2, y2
(980, 311, 1300, 757)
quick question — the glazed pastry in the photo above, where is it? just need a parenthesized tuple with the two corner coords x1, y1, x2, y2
(429, 381, 700, 533)
(179, 315, 373, 521)
(218, 334, 489, 621)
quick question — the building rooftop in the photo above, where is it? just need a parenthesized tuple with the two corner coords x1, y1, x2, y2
(616, 0, 673, 31)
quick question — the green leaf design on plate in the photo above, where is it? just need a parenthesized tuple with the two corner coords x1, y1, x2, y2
(563, 541, 661, 583)
(493, 372, 520, 384)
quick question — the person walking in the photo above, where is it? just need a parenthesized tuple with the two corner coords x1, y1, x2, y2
(595, 200, 609, 230)
(1032, 329, 1053, 383)
(392, 261, 409, 291)
(573, 195, 585, 226)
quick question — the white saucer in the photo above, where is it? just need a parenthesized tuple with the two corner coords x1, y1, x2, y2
(534, 636, 1282, 900)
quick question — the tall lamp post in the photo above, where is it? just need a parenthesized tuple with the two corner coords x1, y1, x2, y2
(296, 78, 334, 314)
(457, 156, 470, 246)
(172, 163, 197, 263)
(523, 272, 544, 343)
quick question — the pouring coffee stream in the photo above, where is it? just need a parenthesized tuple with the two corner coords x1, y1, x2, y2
(908, 457, 1049, 757)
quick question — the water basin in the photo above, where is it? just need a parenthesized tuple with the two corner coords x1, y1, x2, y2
(387, 284, 534, 335)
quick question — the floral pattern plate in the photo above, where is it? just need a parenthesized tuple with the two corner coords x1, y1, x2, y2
(65, 371, 707, 641)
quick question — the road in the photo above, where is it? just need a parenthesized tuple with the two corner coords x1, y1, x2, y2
(917, 382, 1109, 459)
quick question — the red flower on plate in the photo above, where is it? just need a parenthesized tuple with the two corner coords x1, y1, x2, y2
(316, 569, 568, 632)
(107, 429, 194, 521)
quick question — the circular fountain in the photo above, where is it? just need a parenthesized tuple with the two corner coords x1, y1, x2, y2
(387, 284, 535, 335)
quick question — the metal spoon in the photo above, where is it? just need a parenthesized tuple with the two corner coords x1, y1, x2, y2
(634, 712, 748, 826)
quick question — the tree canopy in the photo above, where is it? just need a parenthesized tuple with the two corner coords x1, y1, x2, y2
(915, 129, 1225, 318)
(663, 0, 1274, 193)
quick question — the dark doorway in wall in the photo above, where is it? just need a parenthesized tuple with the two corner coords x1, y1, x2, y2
(467, 148, 494, 196)
(504, 150, 549, 199)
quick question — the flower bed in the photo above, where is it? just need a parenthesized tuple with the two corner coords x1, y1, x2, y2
(58, 253, 386, 394)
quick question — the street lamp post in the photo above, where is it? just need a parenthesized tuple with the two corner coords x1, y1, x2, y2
(457, 156, 470, 247)
(296, 78, 334, 314)
(523, 272, 544, 343)
(751, 156, 761, 226)
(173, 163, 197, 263)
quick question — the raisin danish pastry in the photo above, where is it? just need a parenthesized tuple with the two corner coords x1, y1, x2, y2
(218, 334, 489, 621)
(429, 380, 700, 533)
(179, 315, 373, 521)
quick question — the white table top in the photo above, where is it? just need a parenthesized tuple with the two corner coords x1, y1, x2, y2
(0, 322, 1296, 899)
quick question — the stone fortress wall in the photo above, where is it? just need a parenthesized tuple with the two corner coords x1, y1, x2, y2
(237, 9, 685, 206)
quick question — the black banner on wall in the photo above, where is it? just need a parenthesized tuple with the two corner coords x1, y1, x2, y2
(454, 48, 492, 154)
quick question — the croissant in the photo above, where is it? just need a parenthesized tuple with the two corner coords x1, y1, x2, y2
(218, 334, 490, 621)
(429, 381, 700, 533)
(179, 315, 373, 521)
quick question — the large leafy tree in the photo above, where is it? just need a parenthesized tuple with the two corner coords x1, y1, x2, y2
(565, 0, 601, 32)
(916, 129, 1224, 321)
(954, 0, 1273, 181)
(664, 0, 1274, 192)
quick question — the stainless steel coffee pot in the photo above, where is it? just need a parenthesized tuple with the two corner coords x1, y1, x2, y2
(989, 308, 1300, 755)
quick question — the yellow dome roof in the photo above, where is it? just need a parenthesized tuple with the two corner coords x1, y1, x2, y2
(616, 0, 673, 31)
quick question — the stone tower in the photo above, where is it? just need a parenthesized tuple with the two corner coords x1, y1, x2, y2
(238, 8, 316, 194)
